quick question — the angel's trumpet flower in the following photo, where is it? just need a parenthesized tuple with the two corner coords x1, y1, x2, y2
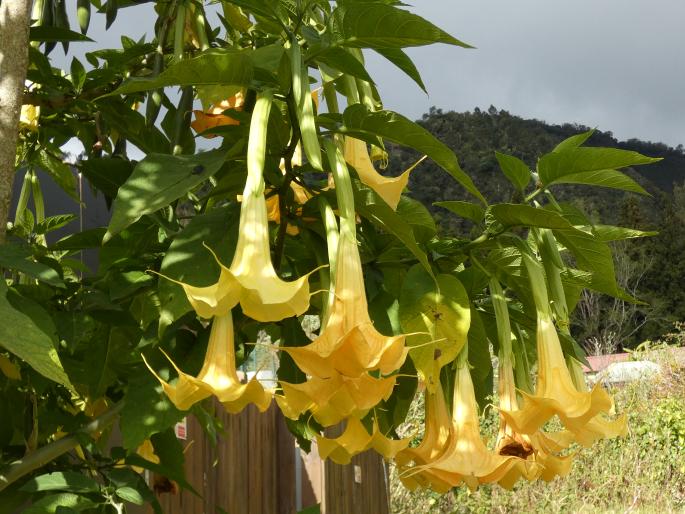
(276, 372, 396, 427)
(500, 254, 615, 435)
(174, 92, 315, 322)
(191, 90, 244, 138)
(343, 136, 424, 210)
(496, 358, 573, 483)
(281, 141, 407, 378)
(316, 417, 410, 465)
(144, 312, 272, 413)
(395, 389, 454, 493)
(411, 351, 531, 491)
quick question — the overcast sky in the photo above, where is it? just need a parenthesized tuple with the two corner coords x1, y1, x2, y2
(61, 0, 685, 148)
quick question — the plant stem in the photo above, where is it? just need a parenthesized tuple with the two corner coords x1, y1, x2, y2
(0, 402, 124, 492)
(0, 0, 32, 244)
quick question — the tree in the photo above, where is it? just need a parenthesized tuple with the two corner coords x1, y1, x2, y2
(0, 0, 659, 509)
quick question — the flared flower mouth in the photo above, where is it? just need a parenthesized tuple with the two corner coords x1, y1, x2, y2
(407, 355, 533, 491)
(343, 137, 425, 210)
(281, 216, 407, 379)
(316, 417, 410, 465)
(143, 312, 272, 413)
(276, 372, 396, 427)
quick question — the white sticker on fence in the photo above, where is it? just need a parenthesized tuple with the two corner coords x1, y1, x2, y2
(175, 418, 187, 440)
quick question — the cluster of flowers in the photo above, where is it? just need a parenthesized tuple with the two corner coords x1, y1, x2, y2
(145, 92, 626, 491)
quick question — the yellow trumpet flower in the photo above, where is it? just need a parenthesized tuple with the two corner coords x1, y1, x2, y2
(19, 104, 40, 132)
(316, 417, 409, 465)
(396, 389, 454, 493)
(411, 354, 531, 492)
(500, 254, 616, 436)
(496, 358, 573, 483)
(343, 136, 424, 210)
(281, 219, 407, 378)
(175, 92, 315, 322)
(276, 372, 396, 427)
(144, 312, 272, 413)
(191, 91, 244, 138)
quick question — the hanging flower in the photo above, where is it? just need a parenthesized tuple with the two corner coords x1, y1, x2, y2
(343, 136, 425, 210)
(144, 312, 272, 413)
(19, 104, 40, 132)
(395, 389, 454, 493)
(191, 91, 244, 138)
(172, 92, 316, 322)
(500, 254, 619, 437)
(409, 352, 533, 491)
(316, 417, 410, 465)
(276, 372, 396, 427)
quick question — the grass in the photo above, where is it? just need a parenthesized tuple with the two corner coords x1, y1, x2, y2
(390, 354, 685, 514)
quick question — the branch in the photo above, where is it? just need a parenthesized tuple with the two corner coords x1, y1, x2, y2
(0, 0, 32, 244)
(0, 402, 124, 492)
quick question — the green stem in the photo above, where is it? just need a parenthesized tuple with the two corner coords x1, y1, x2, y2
(324, 139, 355, 235)
(0, 402, 124, 492)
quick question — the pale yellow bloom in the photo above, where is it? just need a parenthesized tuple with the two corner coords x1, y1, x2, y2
(316, 417, 409, 465)
(191, 91, 244, 138)
(19, 104, 40, 132)
(276, 372, 396, 427)
(144, 312, 272, 413)
(281, 226, 407, 378)
(410, 357, 532, 491)
(343, 137, 424, 210)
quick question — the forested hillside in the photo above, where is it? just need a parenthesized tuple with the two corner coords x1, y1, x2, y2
(389, 106, 685, 350)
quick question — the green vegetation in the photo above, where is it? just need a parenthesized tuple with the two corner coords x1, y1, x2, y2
(391, 107, 685, 349)
(391, 353, 685, 514)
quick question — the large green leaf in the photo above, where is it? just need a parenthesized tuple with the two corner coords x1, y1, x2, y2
(591, 224, 658, 242)
(0, 282, 72, 389)
(36, 149, 78, 201)
(105, 147, 235, 240)
(553, 226, 635, 302)
(546, 169, 648, 195)
(396, 196, 436, 244)
(486, 204, 572, 231)
(313, 46, 374, 83)
(434, 200, 484, 223)
(158, 205, 240, 333)
(537, 146, 660, 187)
(374, 48, 427, 93)
(0, 243, 64, 287)
(20, 472, 99, 494)
(328, 2, 471, 49)
(119, 373, 185, 450)
(399, 265, 471, 391)
(110, 49, 254, 95)
(29, 26, 93, 43)
(354, 183, 433, 277)
(342, 104, 485, 203)
(495, 152, 531, 192)
(552, 129, 595, 153)
(22, 493, 96, 514)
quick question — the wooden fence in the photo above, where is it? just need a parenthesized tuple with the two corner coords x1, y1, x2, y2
(145, 400, 389, 514)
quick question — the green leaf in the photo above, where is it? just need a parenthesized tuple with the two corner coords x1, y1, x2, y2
(109, 271, 154, 300)
(552, 129, 595, 153)
(399, 265, 471, 390)
(396, 196, 436, 244)
(36, 149, 78, 201)
(50, 228, 107, 252)
(486, 204, 572, 231)
(110, 49, 254, 96)
(106, 147, 235, 239)
(158, 204, 240, 333)
(434, 201, 484, 223)
(22, 493, 96, 514)
(545, 169, 649, 195)
(374, 48, 426, 93)
(20, 472, 99, 494)
(553, 227, 635, 301)
(313, 46, 374, 83)
(353, 183, 433, 277)
(79, 157, 134, 202)
(116, 486, 145, 505)
(467, 308, 494, 411)
(591, 224, 657, 242)
(35, 214, 77, 235)
(0, 243, 64, 287)
(29, 26, 93, 43)
(328, 2, 471, 49)
(119, 373, 185, 450)
(0, 282, 72, 389)
(342, 104, 485, 203)
(495, 152, 531, 192)
(537, 146, 661, 187)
